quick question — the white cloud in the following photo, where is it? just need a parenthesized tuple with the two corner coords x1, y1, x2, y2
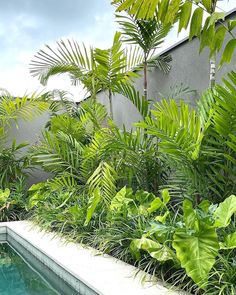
(0, 0, 235, 100)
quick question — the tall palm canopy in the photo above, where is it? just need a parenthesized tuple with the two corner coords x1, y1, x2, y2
(30, 33, 144, 118)
(116, 14, 172, 98)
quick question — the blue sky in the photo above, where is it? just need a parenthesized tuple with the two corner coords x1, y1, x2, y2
(0, 0, 235, 100)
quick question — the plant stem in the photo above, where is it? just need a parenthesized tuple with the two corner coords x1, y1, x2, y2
(143, 55, 148, 100)
(108, 89, 114, 119)
(210, 55, 216, 89)
(209, 0, 217, 89)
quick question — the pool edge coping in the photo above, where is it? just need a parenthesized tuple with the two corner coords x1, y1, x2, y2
(0, 221, 186, 295)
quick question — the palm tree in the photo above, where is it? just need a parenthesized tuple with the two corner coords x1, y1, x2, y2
(93, 32, 142, 119)
(30, 34, 143, 119)
(116, 14, 172, 99)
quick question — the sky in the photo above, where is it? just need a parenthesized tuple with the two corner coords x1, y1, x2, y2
(0, 0, 235, 101)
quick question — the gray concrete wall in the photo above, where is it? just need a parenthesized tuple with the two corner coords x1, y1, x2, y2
(97, 12, 236, 129)
(7, 113, 52, 186)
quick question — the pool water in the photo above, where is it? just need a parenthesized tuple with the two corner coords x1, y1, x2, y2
(0, 243, 60, 295)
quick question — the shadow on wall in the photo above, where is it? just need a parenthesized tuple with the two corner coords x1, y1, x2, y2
(7, 112, 53, 187)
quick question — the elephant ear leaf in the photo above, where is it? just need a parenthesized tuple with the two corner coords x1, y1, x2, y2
(173, 225, 219, 288)
(110, 186, 128, 211)
(183, 199, 197, 229)
(0, 188, 10, 203)
(130, 236, 174, 262)
(214, 195, 236, 228)
(162, 189, 170, 205)
(220, 232, 236, 250)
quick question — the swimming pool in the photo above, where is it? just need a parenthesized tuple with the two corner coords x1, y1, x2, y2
(0, 224, 98, 295)
(0, 243, 60, 295)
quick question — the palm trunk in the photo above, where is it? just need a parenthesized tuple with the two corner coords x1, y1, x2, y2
(108, 89, 113, 120)
(209, 1, 217, 89)
(143, 55, 148, 99)
(210, 55, 216, 89)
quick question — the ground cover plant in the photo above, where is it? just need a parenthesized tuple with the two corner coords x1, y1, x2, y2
(2, 0, 236, 294)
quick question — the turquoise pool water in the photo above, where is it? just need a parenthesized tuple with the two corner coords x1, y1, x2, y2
(0, 243, 60, 295)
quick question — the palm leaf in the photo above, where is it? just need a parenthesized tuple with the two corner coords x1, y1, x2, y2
(114, 82, 150, 118)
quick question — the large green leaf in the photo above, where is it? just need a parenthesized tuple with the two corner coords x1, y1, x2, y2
(219, 39, 236, 67)
(220, 232, 236, 250)
(130, 236, 173, 261)
(0, 188, 10, 205)
(214, 195, 236, 228)
(189, 8, 203, 40)
(110, 186, 132, 211)
(173, 225, 219, 288)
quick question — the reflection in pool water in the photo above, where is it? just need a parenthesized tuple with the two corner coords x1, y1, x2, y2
(0, 243, 60, 295)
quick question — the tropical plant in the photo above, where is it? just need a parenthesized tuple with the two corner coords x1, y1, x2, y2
(112, 1, 236, 67)
(0, 178, 28, 222)
(130, 193, 236, 290)
(0, 140, 30, 189)
(0, 91, 50, 139)
(206, 250, 236, 295)
(30, 33, 144, 119)
(136, 71, 236, 202)
(117, 13, 172, 99)
(93, 32, 142, 118)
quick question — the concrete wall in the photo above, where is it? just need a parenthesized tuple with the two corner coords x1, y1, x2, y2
(7, 113, 52, 186)
(97, 12, 236, 129)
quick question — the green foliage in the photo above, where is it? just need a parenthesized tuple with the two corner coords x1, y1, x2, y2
(113, 0, 158, 19)
(137, 72, 236, 202)
(28, 80, 236, 292)
(221, 232, 236, 250)
(214, 195, 236, 228)
(0, 140, 29, 189)
(23, 4, 236, 291)
(0, 179, 28, 222)
(206, 251, 236, 295)
(114, 82, 150, 118)
(30, 34, 142, 100)
(117, 13, 171, 68)
(129, 193, 236, 289)
(113, 0, 236, 66)
(0, 92, 50, 138)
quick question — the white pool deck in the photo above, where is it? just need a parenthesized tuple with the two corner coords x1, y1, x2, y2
(0, 221, 186, 295)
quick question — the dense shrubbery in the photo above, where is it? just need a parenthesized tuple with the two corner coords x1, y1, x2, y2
(2, 0, 236, 293)
(26, 73, 236, 294)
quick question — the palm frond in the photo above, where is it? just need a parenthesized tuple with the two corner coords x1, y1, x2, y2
(32, 131, 84, 181)
(116, 14, 171, 57)
(147, 53, 172, 74)
(137, 99, 206, 163)
(86, 161, 117, 205)
(114, 82, 150, 118)
(112, 0, 159, 19)
(30, 39, 96, 86)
